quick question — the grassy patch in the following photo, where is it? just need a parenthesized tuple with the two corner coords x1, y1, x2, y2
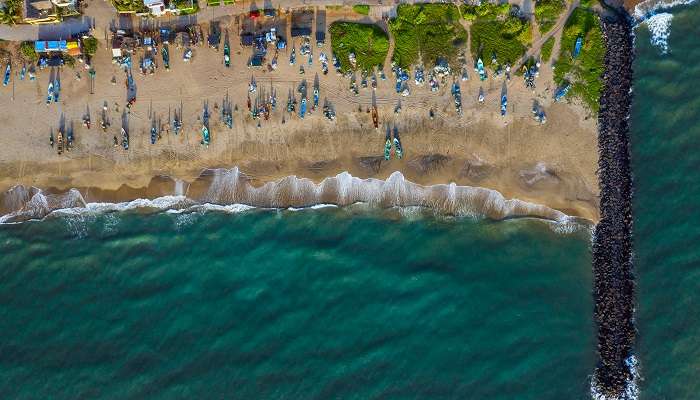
(329, 22, 389, 72)
(112, 0, 148, 13)
(553, 8, 605, 112)
(541, 36, 555, 62)
(469, 4, 532, 67)
(174, 0, 199, 15)
(20, 41, 37, 61)
(388, 4, 467, 68)
(352, 4, 369, 15)
(534, 0, 566, 34)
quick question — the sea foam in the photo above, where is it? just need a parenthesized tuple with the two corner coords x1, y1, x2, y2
(644, 13, 674, 53)
(0, 170, 576, 227)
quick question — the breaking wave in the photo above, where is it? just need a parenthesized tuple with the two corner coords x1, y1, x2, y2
(0, 169, 577, 229)
(591, 355, 640, 400)
(633, 0, 697, 53)
(644, 13, 674, 53)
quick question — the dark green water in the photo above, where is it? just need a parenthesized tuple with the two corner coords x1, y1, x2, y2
(0, 207, 595, 399)
(633, 4, 700, 399)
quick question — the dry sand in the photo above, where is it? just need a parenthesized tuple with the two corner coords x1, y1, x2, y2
(0, 10, 600, 221)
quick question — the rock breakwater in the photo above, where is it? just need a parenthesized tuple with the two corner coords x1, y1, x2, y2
(591, 13, 637, 400)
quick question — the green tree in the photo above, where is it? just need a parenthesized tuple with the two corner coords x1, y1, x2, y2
(82, 37, 98, 56)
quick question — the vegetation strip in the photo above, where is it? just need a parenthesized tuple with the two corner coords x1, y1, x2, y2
(389, 4, 466, 68)
(329, 22, 389, 72)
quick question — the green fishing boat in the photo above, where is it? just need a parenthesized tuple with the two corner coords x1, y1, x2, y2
(224, 43, 231, 67)
(201, 125, 210, 146)
(384, 139, 392, 160)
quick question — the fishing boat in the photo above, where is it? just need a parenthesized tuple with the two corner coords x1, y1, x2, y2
(46, 82, 54, 104)
(3, 64, 10, 86)
(20, 65, 25, 81)
(66, 129, 73, 150)
(121, 128, 129, 150)
(393, 127, 403, 159)
(224, 43, 230, 67)
(573, 37, 583, 58)
(161, 46, 170, 70)
(313, 88, 319, 108)
(372, 105, 378, 129)
(201, 125, 210, 146)
(150, 126, 157, 144)
(173, 118, 181, 135)
(554, 83, 571, 101)
(53, 79, 60, 102)
(384, 128, 392, 160)
(289, 47, 296, 65)
(49, 131, 54, 148)
(500, 95, 507, 116)
(299, 98, 307, 119)
(56, 130, 64, 155)
(83, 116, 91, 129)
(477, 58, 486, 81)
(183, 48, 193, 62)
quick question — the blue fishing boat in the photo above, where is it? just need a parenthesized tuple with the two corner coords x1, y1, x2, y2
(313, 88, 319, 108)
(554, 83, 571, 101)
(3, 64, 10, 86)
(20, 65, 25, 80)
(573, 37, 583, 58)
(299, 98, 307, 119)
(500, 95, 507, 116)
(150, 126, 157, 144)
(53, 79, 60, 102)
(46, 82, 54, 104)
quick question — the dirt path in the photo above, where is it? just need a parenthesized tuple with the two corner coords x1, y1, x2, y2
(516, 0, 580, 69)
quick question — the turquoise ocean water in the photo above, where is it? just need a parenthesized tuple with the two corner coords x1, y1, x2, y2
(632, 3, 700, 399)
(0, 208, 595, 399)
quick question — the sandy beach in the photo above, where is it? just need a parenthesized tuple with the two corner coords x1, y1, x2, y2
(0, 7, 600, 221)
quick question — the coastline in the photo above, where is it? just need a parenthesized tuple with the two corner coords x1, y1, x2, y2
(0, 165, 590, 224)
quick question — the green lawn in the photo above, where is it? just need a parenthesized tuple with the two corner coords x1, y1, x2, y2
(468, 4, 532, 67)
(352, 4, 369, 15)
(112, 0, 148, 13)
(174, 0, 198, 15)
(541, 36, 555, 62)
(388, 4, 467, 68)
(329, 22, 389, 72)
(534, 0, 566, 34)
(553, 8, 605, 112)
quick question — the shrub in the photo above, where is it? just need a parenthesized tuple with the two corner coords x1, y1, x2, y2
(388, 4, 466, 68)
(352, 5, 369, 15)
(82, 37, 98, 56)
(329, 22, 389, 72)
(535, 0, 566, 33)
(553, 9, 605, 112)
(20, 42, 37, 62)
(464, 2, 533, 67)
(541, 36, 555, 62)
